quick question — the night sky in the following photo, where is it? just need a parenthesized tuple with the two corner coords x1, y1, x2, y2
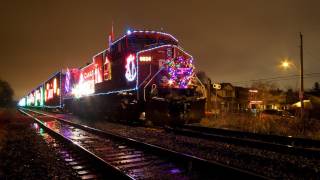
(1, 0, 320, 99)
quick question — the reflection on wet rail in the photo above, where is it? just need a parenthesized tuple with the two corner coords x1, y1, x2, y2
(31, 122, 101, 179)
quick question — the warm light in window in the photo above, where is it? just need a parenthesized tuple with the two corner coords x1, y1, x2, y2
(53, 78, 57, 93)
(249, 89, 258, 93)
(48, 89, 54, 100)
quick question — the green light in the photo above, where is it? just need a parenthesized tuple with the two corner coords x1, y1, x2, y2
(40, 86, 44, 107)
(39, 128, 45, 136)
(35, 92, 38, 106)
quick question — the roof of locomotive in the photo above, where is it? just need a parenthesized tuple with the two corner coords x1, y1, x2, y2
(111, 30, 179, 46)
(92, 30, 179, 59)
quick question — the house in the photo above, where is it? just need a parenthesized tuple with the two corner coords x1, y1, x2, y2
(209, 83, 236, 113)
(205, 81, 287, 114)
(234, 86, 249, 111)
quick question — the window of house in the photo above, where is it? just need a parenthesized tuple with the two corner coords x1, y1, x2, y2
(226, 90, 233, 97)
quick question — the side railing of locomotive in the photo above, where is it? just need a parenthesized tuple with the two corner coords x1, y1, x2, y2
(136, 45, 206, 126)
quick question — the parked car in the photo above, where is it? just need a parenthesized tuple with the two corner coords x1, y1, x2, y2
(260, 109, 294, 120)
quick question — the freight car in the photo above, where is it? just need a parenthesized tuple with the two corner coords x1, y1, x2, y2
(18, 30, 206, 126)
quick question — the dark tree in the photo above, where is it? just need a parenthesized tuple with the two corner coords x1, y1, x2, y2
(286, 88, 298, 104)
(0, 79, 14, 107)
(196, 70, 210, 84)
(313, 82, 320, 91)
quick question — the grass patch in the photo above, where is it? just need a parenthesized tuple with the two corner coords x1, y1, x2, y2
(200, 112, 320, 140)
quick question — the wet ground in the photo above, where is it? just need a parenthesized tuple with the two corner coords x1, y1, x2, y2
(0, 109, 78, 179)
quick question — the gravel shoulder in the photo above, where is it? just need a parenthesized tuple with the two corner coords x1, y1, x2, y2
(0, 109, 78, 179)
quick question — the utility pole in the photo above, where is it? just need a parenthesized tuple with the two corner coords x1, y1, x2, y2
(207, 78, 212, 111)
(299, 32, 304, 121)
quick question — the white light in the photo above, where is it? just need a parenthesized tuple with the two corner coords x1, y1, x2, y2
(72, 74, 95, 98)
(53, 78, 57, 93)
(18, 98, 26, 106)
(249, 89, 258, 93)
(127, 30, 132, 35)
(63, 87, 137, 99)
(125, 54, 137, 81)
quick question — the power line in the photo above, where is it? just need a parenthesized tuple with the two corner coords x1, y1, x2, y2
(305, 49, 320, 63)
(233, 74, 320, 84)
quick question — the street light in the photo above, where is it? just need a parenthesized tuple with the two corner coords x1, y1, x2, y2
(279, 33, 304, 122)
(280, 59, 304, 118)
(280, 59, 291, 69)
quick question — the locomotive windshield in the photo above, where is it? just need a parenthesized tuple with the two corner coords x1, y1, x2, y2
(127, 36, 178, 51)
(110, 31, 178, 54)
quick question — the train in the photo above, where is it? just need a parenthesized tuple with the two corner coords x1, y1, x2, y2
(18, 30, 206, 126)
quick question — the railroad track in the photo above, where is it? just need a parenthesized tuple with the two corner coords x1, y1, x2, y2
(20, 109, 130, 179)
(167, 124, 320, 158)
(19, 108, 267, 179)
(31, 123, 103, 179)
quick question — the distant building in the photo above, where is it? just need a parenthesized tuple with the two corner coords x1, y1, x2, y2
(210, 83, 236, 113)
(206, 81, 292, 114)
(234, 86, 249, 111)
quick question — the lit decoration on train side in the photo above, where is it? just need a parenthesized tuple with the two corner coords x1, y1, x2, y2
(72, 73, 95, 98)
(65, 69, 71, 94)
(18, 97, 26, 106)
(45, 77, 60, 102)
(125, 54, 137, 81)
(34, 88, 42, 106)
(64, 68, 81, 98)
(71, 54, 104, 98)
(164, 48, 194, 88)
(27, 92, 35, 106)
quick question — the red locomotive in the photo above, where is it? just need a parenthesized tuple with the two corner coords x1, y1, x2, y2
(19, 30, 205, 126)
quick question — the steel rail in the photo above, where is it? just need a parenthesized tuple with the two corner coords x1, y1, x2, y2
(19, 109, 134, 179)
(168, 125, 320, 158)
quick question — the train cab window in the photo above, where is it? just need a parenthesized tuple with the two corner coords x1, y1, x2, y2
(110, 40, 126, 59)
(117, 42, 122, 53)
